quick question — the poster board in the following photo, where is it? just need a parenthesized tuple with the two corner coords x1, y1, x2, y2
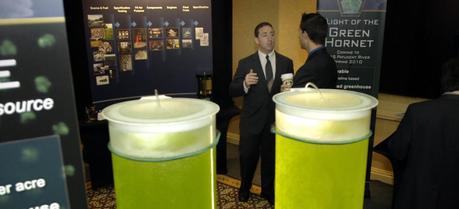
(81, 0, 213, 103)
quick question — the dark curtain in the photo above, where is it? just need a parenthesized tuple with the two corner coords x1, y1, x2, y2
(212, 0, 236, 174)
(63, 0, 92, 120)
(211, 0, 234, 109)
(380, 0, 459, 98)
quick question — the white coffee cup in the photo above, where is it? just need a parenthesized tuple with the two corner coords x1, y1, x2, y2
(281, 73, 293, 92)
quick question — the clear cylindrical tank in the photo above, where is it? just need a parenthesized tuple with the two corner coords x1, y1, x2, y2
(273, 88, 378, 209)
(101, 97, 219, 209)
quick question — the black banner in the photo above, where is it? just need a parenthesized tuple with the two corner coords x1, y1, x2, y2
(318, 0, 387, 96)
(318, 0, 388, 195)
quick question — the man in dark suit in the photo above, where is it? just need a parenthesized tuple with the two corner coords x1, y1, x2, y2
(229, 22, 293, 204)
(375, 57, 459, 209)
(292, 13, 337, 88)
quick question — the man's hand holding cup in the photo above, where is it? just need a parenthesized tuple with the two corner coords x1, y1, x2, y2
(280, 73, 293, 92)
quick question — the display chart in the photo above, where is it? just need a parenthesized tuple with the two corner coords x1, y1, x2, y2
(82, 0, 213, 103)
(0, 0, 88, 208)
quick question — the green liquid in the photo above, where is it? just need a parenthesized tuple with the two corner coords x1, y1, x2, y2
(112, 149, 216, 209)
(275, 135, 368, 209)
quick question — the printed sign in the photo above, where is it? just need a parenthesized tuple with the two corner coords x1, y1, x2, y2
(318, 0, 387, 96)
(0, 0, 88, 208)
(318, 0, 387, 193)
(0, 135, 70, 209)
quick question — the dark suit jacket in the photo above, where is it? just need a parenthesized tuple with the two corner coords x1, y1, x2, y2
(374, 94, 459, 209)
(292, 47, 337, 88)
(229, 51, 293, 134)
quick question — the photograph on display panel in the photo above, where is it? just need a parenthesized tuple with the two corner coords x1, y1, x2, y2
(182, 39, 193, 48)
(149, 28, 163, 39)
(149, 40, 164, 51)
(182, 27, 193, 39)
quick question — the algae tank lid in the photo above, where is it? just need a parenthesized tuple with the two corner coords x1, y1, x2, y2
(101, 97, 220, 127)
(273, 89, 378, 119)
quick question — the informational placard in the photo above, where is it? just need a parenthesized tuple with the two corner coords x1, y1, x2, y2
(0, 0, 88, 208)
(0, 135, 70, 209)
(318, 0, 387, 96)
(81, 0, 213, 103)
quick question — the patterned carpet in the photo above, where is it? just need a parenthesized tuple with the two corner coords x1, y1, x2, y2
(87, 175, 273, 209)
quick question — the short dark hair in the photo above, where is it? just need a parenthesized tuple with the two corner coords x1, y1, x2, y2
(441, 56, 459, 92)
(300, 13, 328, 45)
(254, 22, 273, 37)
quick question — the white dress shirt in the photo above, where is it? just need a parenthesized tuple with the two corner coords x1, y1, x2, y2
(258, 50, 276, 80)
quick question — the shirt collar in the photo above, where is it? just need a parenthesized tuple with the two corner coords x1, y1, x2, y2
(258, 50, 275, 59)
(308, 46, 324, 57)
